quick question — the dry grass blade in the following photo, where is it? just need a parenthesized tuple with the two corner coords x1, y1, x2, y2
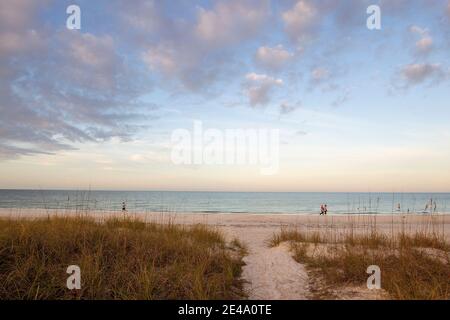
(271, 226, 450, 300)
(0, 216, 246, 300)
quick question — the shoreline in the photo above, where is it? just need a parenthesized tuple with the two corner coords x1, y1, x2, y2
(2, 207, 449, 245)
(1, 207, 450, 216)
(1, 207, 449, 221)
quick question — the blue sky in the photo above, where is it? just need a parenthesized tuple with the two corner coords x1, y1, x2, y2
(1, 0, 450, 191)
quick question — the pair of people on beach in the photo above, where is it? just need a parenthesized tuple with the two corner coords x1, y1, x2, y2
(320, 204, 328, 215)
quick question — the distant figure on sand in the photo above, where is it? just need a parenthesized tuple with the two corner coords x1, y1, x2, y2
(122, 201, 126, 212)
(324, 204, 328, 215)
(320, 204, 325, 215)
(424, 198, 436, 213)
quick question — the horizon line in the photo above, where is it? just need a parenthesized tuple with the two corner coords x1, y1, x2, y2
(1, 188, 450, 194)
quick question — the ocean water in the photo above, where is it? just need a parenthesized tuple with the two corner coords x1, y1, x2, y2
(0, 190, 449, 214)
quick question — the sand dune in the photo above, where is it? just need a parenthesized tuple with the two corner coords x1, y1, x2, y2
(1, 208, 449, 299)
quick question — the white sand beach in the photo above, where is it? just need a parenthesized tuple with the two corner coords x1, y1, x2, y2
(1, 208, 449, 300)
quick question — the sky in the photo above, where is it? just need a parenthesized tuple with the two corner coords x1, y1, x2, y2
(0, 0, 450, 192)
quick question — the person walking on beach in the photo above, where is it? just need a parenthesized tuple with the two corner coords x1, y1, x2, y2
(324, 204, 328, 215)
(122, 201, 127, 218)
(320, 204, 325, 215)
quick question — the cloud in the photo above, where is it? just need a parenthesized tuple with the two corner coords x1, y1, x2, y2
(255, 45, 294, 71)
(118, 0, 163, 33)
(0, 0, 45, 30)
(331, 89, 350, 107)
(282, 0, 318, 44)
(397, 63, 448, 88)
(2, 0, 449, 161)
(129, 150, 168, 164)
(244, 73, 283, 106)
(1, 0, 273, 160)
(308, 65, 346, 96)
(136, 0, 270, 91)
(409, 26, 433, 55)
(57, 32, 121, 90)
(332, 0, 371, 29)
(279, 101, 301, 114)
(195, 0, 270, 47)
(379, 0, 409, 12)
(0, 0, 47, 57)
(142, 45, 178, 76)
(415, 37, 433, 54)
(409, 25, 427, 36)
(310, 67, 330, 83)
(308, 66, 337, 91)
(0, 2, 155, 159)
(141, 43, 222, 92)
(0, 143, 63, 160)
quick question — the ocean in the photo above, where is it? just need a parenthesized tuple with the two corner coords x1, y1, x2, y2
(0, 190, 449, 214)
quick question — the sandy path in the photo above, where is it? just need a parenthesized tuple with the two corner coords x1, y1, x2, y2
(221, 225, 310, 300)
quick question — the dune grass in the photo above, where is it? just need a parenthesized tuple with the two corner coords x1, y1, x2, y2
(271, 228, 450, 300)
(0, 216, 246, 300)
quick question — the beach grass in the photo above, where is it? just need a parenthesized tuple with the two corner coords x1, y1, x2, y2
(0, 216, 246, 300)
(271, 226, 450, 300)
